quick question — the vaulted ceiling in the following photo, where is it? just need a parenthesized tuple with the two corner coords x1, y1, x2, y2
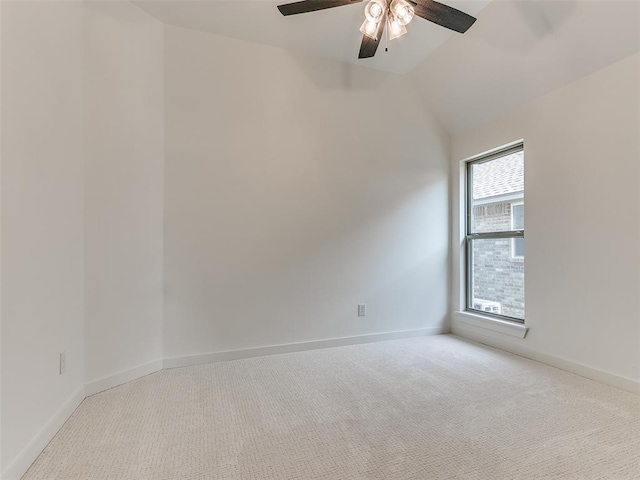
(410, 0, 640, 132)
(133, 0, 490, 74)
(133, 0, 640, 133)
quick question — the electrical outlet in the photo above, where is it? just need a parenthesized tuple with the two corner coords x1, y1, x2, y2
(358, 304, 366, 317)
(59, 352, 66, 375)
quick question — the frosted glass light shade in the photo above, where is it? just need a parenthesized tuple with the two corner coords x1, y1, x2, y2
(387, 16, 407, 40)
(360, 19, 378, 40)
(390, 0, 414, 26)
(365, 0, 387, 24)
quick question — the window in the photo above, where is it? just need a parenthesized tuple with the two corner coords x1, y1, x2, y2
(466, 144, 524, 322)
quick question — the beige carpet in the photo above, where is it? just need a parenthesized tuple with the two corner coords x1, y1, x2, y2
(23, 335, 640, 479)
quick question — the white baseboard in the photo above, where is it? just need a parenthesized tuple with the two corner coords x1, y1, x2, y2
(85, 330, 446, 395)
(452, 322, 640, 395)
(163, 327, 447, 369)
(1, 385, 86, 480)
(85, 359, 163, 397)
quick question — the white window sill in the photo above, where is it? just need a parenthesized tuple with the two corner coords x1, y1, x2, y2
(454, 311, 528, 339)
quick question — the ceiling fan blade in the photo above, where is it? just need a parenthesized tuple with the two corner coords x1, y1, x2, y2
(358, 15, 386, 59)
(410, 0, 476, 34)
(277, 0, 363, 16)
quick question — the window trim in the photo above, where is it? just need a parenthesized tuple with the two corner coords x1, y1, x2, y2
(465, 143, 525, 324)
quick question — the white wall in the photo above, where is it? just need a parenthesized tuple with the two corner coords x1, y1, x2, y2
(83, 1, 164, 386)
(1, 1, 85, 474)
(163, 25, 450, 358)
(450, 53, 640, 388)
(1, 1, 165, 476)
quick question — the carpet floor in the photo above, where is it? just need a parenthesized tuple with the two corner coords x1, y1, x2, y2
(23, 335, 640, 479)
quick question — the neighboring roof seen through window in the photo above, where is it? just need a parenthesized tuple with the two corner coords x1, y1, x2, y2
(472, 151, 524, 200)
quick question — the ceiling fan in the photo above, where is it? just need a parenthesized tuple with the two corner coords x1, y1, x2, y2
(277, 0, 477, 59)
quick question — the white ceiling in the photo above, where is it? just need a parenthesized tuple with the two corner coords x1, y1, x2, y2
(133, 0, 491, 74)
(133, 0, 640, 133)
(410, 0, 640, 132)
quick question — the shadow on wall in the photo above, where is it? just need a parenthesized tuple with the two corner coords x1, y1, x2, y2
(164, 173, 449, 350)
(164, 109, 449, 349)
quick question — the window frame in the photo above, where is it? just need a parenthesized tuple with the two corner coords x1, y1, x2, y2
(465, 143, 524, 324)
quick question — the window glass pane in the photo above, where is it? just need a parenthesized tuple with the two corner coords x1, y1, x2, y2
(470, 151, 524, 233)
(511, 203, 524, 258)
(512, 238, 524, 258)
(511, 203, 524, 230)
(470, 238, 525, 320)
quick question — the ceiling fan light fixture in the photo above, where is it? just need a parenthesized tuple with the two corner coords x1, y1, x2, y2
(364, 0, 386, 24)
(387, 15, 407, 40)
(277, 0, 477, 60)
(360, 19, 378, 40)
(390, 0, 414, 26)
